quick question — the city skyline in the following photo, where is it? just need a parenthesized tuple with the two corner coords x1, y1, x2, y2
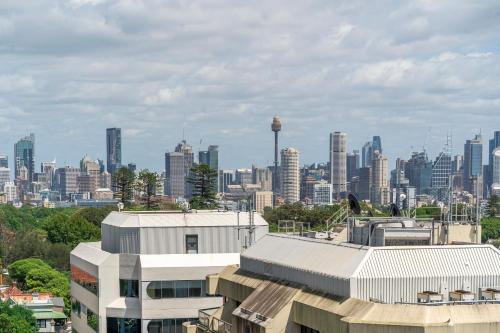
(0, 2, 500, 171)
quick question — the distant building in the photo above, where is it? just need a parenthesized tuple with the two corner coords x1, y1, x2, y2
(235, 169, 253, 187)
(127, 163, 137, 173)
(252, 166, 273, 192)
(218, 170, 233, 193)
(199, 145, 219, 190)
(93, 188, 114, 200)
(55, 166, 80, 200)
(371, 155, 390, 205)
(431, 152, 452, 202)
(0, 167, 10, 190)
(175, 140, 195, 198)
(329, 132, 347, 200)
(14, 133, 35, 184)
(346, 150, 360, 183)
(488, 131, 500, 190)
(41, 160, 56, 190)
(405, 151, 432, 195)
(252, 191, 273, 213)
(280, 147, 300, 203)
(300, 175, 318, 202)
(464, 134, 483, 198)
(357, 167, 371, 201)
(361, 141, 373, 168)
(4, 181, 17, 202)
(492, 148, 500, 186)
(0, 155, 8, 168)
(313, 181, 333, 206)
(165, 152, 185, 197)
(106, 128, 121, 174)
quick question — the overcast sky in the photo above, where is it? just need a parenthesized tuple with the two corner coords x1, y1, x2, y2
(1, 0, 500, 171)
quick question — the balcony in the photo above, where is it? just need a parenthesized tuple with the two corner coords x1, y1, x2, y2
(198, 308, 231, 333)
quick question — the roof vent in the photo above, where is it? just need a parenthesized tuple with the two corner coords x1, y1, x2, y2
(449, 290, 475, 302)
(417, 291, 443, 303)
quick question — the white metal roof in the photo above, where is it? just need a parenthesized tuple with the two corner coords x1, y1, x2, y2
(102, 211, 268, 228)
(140, 253, 240, 268)
(70, 242, 110, 265)
(241, 234, 500, 280)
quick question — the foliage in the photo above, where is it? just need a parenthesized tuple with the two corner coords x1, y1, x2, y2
(8, 258, 52, 288)
(187, 164, 218, 209)
(415, 206, 441, 219)
(263, 202, 344, 229)
(43, 213, 100, 248)
(0, 302, 37, 333)
(481, 217, 500, 242)
(135, 169, 162, 209)
(0, 205, 75, 230)
(112, 167, 136, 204)
(487, 194, 499, 217)
(76, 206, 116, 227)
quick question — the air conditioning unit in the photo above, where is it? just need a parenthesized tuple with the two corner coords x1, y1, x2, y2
(481, 288, 500, 300)
(417, 291, 443, 303)
(449, 290, 475, 302)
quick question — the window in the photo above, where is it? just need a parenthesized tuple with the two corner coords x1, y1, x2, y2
(146, 280, 207, 299)
(300, 325, 319, 333)
(71, 298, 81, 317)
(107, 317, 141, 333)
(186, 235, 198, 254)
(71, 265, 98, 295)
(37, 320, 47, 328)
(87, 309, 99, 332)
(147, 318, 197, 333)
(120, 279, 139, 298)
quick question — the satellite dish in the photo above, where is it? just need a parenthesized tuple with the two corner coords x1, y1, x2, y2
(348, 193, 361, 215)
(390, 203, 401, 217)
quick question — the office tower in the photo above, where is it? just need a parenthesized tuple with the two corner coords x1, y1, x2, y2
(372, 136, 382, 156)
(252, 191, 273, 213)
(199, 145, 219, 170)
(463, 134, 483, 196)
(14, 133, 35, 184)
(0, 155, 7, 168)
(271, 116, 282, 197)
(357, 167, 371, 201)
(301, 176, 318, 202)
(361, 142, 373, 168)
(492, 148, 500, 185)
(0, 167, 10, 190)
(4, 181, 17, 202)
(218, 170, 233, 193)
(235, 169, 253, 186)
(97, 159, 105, 173)
(54, 166, 80, 200)
(313, 181, 333, 206)
(371, 155, 390, 205)
(452, 155, 464, 173)
(175, 140, 195, 198)
(40, 160, 56, 190)
(77, 174, 95, 195)
(164, 152, 185, 197)
(329, 132, 347, 200)
(106, 128, 121, 174)
(488, 131, 500, 189)
(405, 152, 433, 195)
(252, 166, 273, 192)
(431, 152, 452, 202)
(346, 150, 360, 183)
(99, 171, 112, 189)
(280, 147, 300, 203)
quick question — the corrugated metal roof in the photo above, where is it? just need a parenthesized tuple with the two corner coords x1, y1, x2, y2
(355, 245, 500, 278)
(241, 234, 369, 279)
(140, 253, 240, 268)
(103, 211, 268, 228)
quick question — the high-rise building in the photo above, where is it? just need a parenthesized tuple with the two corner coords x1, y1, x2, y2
(252, 191, 273, 213)
(235, 169, 253, 186)
(199, 145, 219, 191)
(372, 136, 382, 156)
(431, 152, 452, 202)
(463, 134, 483, 196)
(252, 166, 273, 192)
(218, 170, 233, 193)
(175, 140, 195, 198)
(0, 155, 8, 169)
(346, 150, 360, 183)
(329, 132, 347, 200)
(452, 155, 464, 173)
(14, 133, 35, 184)
(371, 155, 390, 205)
(54, 166, 80, 200)
(405, 152, 432, 195)
(492, 148, 500, 186)
(106, 128, 121, 174)
(361, 142, 373, 168)
(313, 181, 333, 206)
(4, 181, 17, 202)
(488, 131, 500, 189)
(280, 148, 300, 203)
(164, 152, 185, 197)
(0, 167, 10, 190)
(357, 167, 372, 201)
(300, 175, 318, 202)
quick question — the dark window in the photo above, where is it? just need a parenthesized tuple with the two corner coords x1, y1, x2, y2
(161, 281, 175, 298)
(147, 318, 196, 333)
(71, 299, 81, 317)
(300, 325, 319, 333)
(146, 281, 162, 299)
(120, 279, 139, 298)
(186, 235, 198, 254)
(107, 317, 141, 333)
(188, 280, 202, 297)
(175, 281, 189, 298)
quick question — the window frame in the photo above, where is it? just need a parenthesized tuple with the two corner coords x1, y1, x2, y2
(185, 234, 198, 254)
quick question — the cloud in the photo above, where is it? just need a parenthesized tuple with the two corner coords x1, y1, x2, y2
(0, 0, 499, 170)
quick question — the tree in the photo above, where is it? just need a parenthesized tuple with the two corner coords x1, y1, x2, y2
(43, 213, 100, 248)
(112, 167, 136, 204)
(187, 164, 218, 209)
(6, 229, 47, 265)
(135, 169, 162, 209)
(76, 206, 116, 227)
(8, 258, 51, 288)
(0, 302, 37, 333)
(488, 194, 499, 217)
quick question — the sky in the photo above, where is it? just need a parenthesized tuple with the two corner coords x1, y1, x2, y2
(1, 0, 500, 172)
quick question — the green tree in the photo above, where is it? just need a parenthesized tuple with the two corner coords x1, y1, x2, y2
(482, 217, 500, 242)
(44, 213, 100, 248)
(76, 206, 116, 227)
(44, 243, 71, 272)
(6, 229, 47, 265)
(0, 302, 37, 333)
(112, 167, 136, 204)
(135, 169, 162, 209)
(8, 258, 51, 288)
(187, 164, 218, 209)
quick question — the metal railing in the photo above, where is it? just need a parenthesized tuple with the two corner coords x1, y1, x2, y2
(198, 308, 232, 333)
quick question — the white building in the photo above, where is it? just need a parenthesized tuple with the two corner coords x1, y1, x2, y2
(3, 181, 17, 202)
(492, 147, 500, 186)
(280, 148, 300, 203)
(313, 181, 332, 206)
(70, 211, 268, 333)
(0, 167, 10, 190)
(329, 132, 347, 199)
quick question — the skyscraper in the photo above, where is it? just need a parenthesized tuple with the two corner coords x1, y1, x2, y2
(431, 152, 452, 202)
(492, 148, 500, 185)
(329, 132, 347, 200)
(372, 136, 382, 155)
(199, 145, 219, 170)
(463, 134, 483, 196)
(14, 133, 35, 184)
(346, 150, 360, 183)
(405, 152, 433, 195)
(361, 142, 373, 168)
(54, 166, 80, 200)
(280, 147, 300, 203)
(106, 128, 121, 174)
(164, 152, 185, 197)
(371, 155, 390, 205)
(175, 140, 194, 197)
(488, 131, 500, 191)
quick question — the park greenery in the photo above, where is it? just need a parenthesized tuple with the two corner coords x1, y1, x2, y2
(0, 300, 37, 333)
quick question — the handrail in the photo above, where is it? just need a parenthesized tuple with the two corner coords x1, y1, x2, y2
(198, 309, 232, 333)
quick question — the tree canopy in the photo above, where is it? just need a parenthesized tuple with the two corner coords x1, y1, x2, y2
(0, 301, 37, 333)
(112, 167, 136, 204)
(187, 164, 218, 209)
(135, 169, 162, 209)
